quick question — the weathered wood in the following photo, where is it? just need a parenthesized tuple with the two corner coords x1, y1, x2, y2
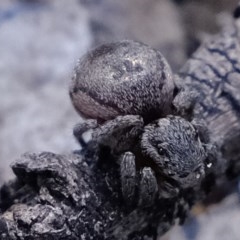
(180, 16, 240, 179)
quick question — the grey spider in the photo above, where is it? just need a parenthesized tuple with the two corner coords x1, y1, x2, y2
(69, 40, 213, 206)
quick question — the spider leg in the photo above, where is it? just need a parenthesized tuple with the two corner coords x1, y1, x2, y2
(92, 115, 144, 154)
(119, 152, 137, 205)
(176, 198, 191, 225)
(73, 119, 98, 148)
(191, 118, 210, 144)
(138, 167, 158, 207)
(157, 179, 180, 199)
(172, 77, 197, 119)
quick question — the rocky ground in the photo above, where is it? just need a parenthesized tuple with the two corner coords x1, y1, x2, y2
(0, 0, 240, 239)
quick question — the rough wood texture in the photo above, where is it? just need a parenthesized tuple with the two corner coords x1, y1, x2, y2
(0, 151, 189, 240)
(1, 10, 240, 240)
(180, 14, 240, 180)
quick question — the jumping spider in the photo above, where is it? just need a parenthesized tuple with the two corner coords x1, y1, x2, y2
(69, 40, 213, 206)
(75, 115, 213, 205)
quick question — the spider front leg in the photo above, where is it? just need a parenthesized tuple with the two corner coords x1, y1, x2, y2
(90, 115, 159, 206)
(191, 118, 219, 170)
(191, 118, 210, 144)
(92, 115, 144, 155)
(138, 167, 158, 207)
(120, 152, 158, 207)
(172, 88, 197, 118)
(73, 119, 99, 148)
(172, 76, 198, 118)
(120, 152, 137, 204)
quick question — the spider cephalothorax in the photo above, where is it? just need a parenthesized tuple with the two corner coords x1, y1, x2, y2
(140, 116, 209, 198)
(142, 116, 206, 185)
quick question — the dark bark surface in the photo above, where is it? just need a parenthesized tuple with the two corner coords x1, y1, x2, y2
(0, 151, 189, 240)
(180, 14, 240, 180)
(1, 9, 240, 240)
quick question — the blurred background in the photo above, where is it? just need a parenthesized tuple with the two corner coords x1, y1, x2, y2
(0, 0, 240, 239)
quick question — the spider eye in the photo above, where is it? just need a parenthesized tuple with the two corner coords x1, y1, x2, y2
(179, 172, 188, 178)
(158, 147, 166, 156)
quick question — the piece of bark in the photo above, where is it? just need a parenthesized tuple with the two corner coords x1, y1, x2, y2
(1, 8, 240, 240)
(0, 151, 188, 240)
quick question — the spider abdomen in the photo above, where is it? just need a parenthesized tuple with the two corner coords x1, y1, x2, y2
(69, 40, 175, 122)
